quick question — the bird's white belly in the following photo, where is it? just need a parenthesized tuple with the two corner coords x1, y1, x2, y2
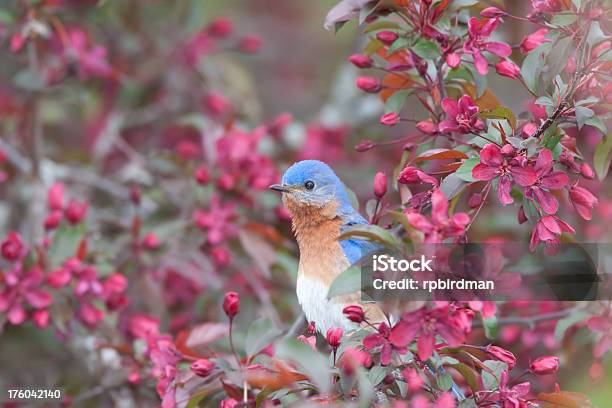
(296, 275, 357, 335)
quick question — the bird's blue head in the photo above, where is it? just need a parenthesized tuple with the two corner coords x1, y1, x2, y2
(270, 160, 353, 213)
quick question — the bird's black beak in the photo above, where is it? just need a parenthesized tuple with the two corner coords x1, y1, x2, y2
(269, 184, 290, 193)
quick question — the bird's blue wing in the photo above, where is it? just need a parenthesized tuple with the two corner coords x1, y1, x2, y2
(338, 213, 383, 266)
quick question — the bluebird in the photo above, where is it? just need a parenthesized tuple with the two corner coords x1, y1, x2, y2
(271, 161, 466, 400)
(270, 160, 385, 335)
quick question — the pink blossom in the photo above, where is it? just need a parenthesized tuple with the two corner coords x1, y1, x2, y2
(363, 322, 408, 366)
(349, 53, 373, 68)
(376, 31, 398, 46)
(444, 53, 461, 69)
(1, 231, 24, 261)
(439, 96, 485, 134)
(206, 17, 233, 38)
(44, 211, 63, 230)
(193, 196, 239, 245)
(491, 371, 530, 407)
(220, 399, 239, 408)
(473, 144, 538, 205)
(355, 76, 381, 93)
(485, 345, 517, 369)
(417, 120, 438, 135)
(464, 18, 512, 75)
(529, 356, 559, 374)
(339, 347, 373, 376)
(141, 233, 161, 250)
(389, 304, 472, 360)
(0, 267, 52, 326)
(569, 186, 598, 220)
(48, 182, 65, 211)
(203, 92, 231, 116)
(326, 327, 343, 348)
(404, 190, 470, 243)
(495, 59, 520, 79)
(529, 215, 575, 253)
(65, 27, 113, 80)
(65, 200, 88, 224)
(380, 112, 399, 126)
(520, 29, 550, 53)
(525, 149, 569, 214)
(481, 7, 508, 18)
(194, 166, 210, 184)
(373, 172, 387, 199)
(297, 335, 317, 351)
(531, 0, 561, 13)
(398, 166, 439, 187)
(238, 35, 262, 53)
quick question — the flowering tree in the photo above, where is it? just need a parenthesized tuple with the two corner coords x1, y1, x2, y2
(0, 0, 610, 407)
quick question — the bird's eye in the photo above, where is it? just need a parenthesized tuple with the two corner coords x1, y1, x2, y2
(304, 180, 315, 190)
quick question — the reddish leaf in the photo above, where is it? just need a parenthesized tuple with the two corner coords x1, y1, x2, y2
(537, 391, 594, 408)
(415, 149, 468, 162)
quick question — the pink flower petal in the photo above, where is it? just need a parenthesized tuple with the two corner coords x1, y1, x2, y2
(479, 144, 503, 167)
(534, 189, 559, 214)
(473, 51, 489, 75)
(472, 163, 499, 181)
(389, 320, 421, 348)
(441, 98, 458, 117)
(511, 165, 537, 186)
(431, 189, 449, 225)
(485, 41, 512, 57)
(541, 172, 569, 189)
(417, 332, 434, 360)
(497, 174, 513, 205)
(405, 212, 435, 234)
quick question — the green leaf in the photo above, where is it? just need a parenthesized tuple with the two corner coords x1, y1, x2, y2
(387, 37, 410, 56)
(437, 372, 453, 391)
(535, 96, 555, 106)
(412, 38, 440, 60)
(384, 89, 411, 114)
(451, 364, 480, 392)
(338, 224, 397, 248)
(554, 310, 591, 342)
(276, 338, 331, 394)
(363, 21, 401, 33)
(359, 1, 378, 25)
(482, 316, 498, 340)
(575, 106, 594, 130)
(458, 398, 478, 408)
(327, 266, 361, 298)
(550, 14, 577, 27)
(482, 360, 507, 390)
(593, 134, 612, 180)
(478, 107, 517, 130)
(367, 365, 388, 386)
(583, 116, 607, 134)
(521, 43, 551, 94)
(48, 224, 86, 268)
(440, 173, 467, 200)
(523, 197, 539, 224)
(455, 158, 479, 182)
(543, 37, 573, 91)
(540, 126, 563, 150)
(0, 9, 14, 24)
(586, 22, 608, 47)
(245, 317, 282, 357)
(364, 38, 384, 55)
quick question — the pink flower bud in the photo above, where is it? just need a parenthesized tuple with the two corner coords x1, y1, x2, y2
(355, 76, 381, 93)
(307, 321, 316, 334)
(520, 29, 550, 54)
(445, 52, 461, 68)
(326, 327, 343, 349)
(343, 305, 366, 323)
(141, 233, 160, 250)
(10, 32, 25, 53)
(32, 309, 50, 328)
(297, 335, 317, 351)
(416, 120, 437, 135)
(485, 345, 516, 369)
(569, 186, 598, 220)
(373, 172, 387, 199)
(129, 185, 141, 205)
(211, 247, 231, 268)
(376, 31, 399, 46)
(223, 291, 240, 318)
(47, 268, 72, 288)
(580, 163, 594, 179)
(481, 7, 508, 17)
(500, 144, 516, 156)
(44, 210, 63, 230)
(495, 59, 520, 79)
(355, 140, 376, 152)
(65, 200, 88, 224)
(220, 399, 239, 408)
(194, 166, 210, 185)
(468, 193, 483, 208)
(339, 348, 373, 376)
(1, 232, 23, 261)
(349, 53, 373, 68)
(191, 358, 215, 377)
(529, 356, 559, 375)
(48, 182, 64, 211)
(522, 122, 538, 138)
(518, 206, 527, 224)
(207, 17, 233, 38)
(203, 92, 231, 116)
(380, 112, 399, 126)
(238, 35, 262, 53)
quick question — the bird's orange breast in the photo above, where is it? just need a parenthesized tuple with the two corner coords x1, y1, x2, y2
(283, 196, 350, 285)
